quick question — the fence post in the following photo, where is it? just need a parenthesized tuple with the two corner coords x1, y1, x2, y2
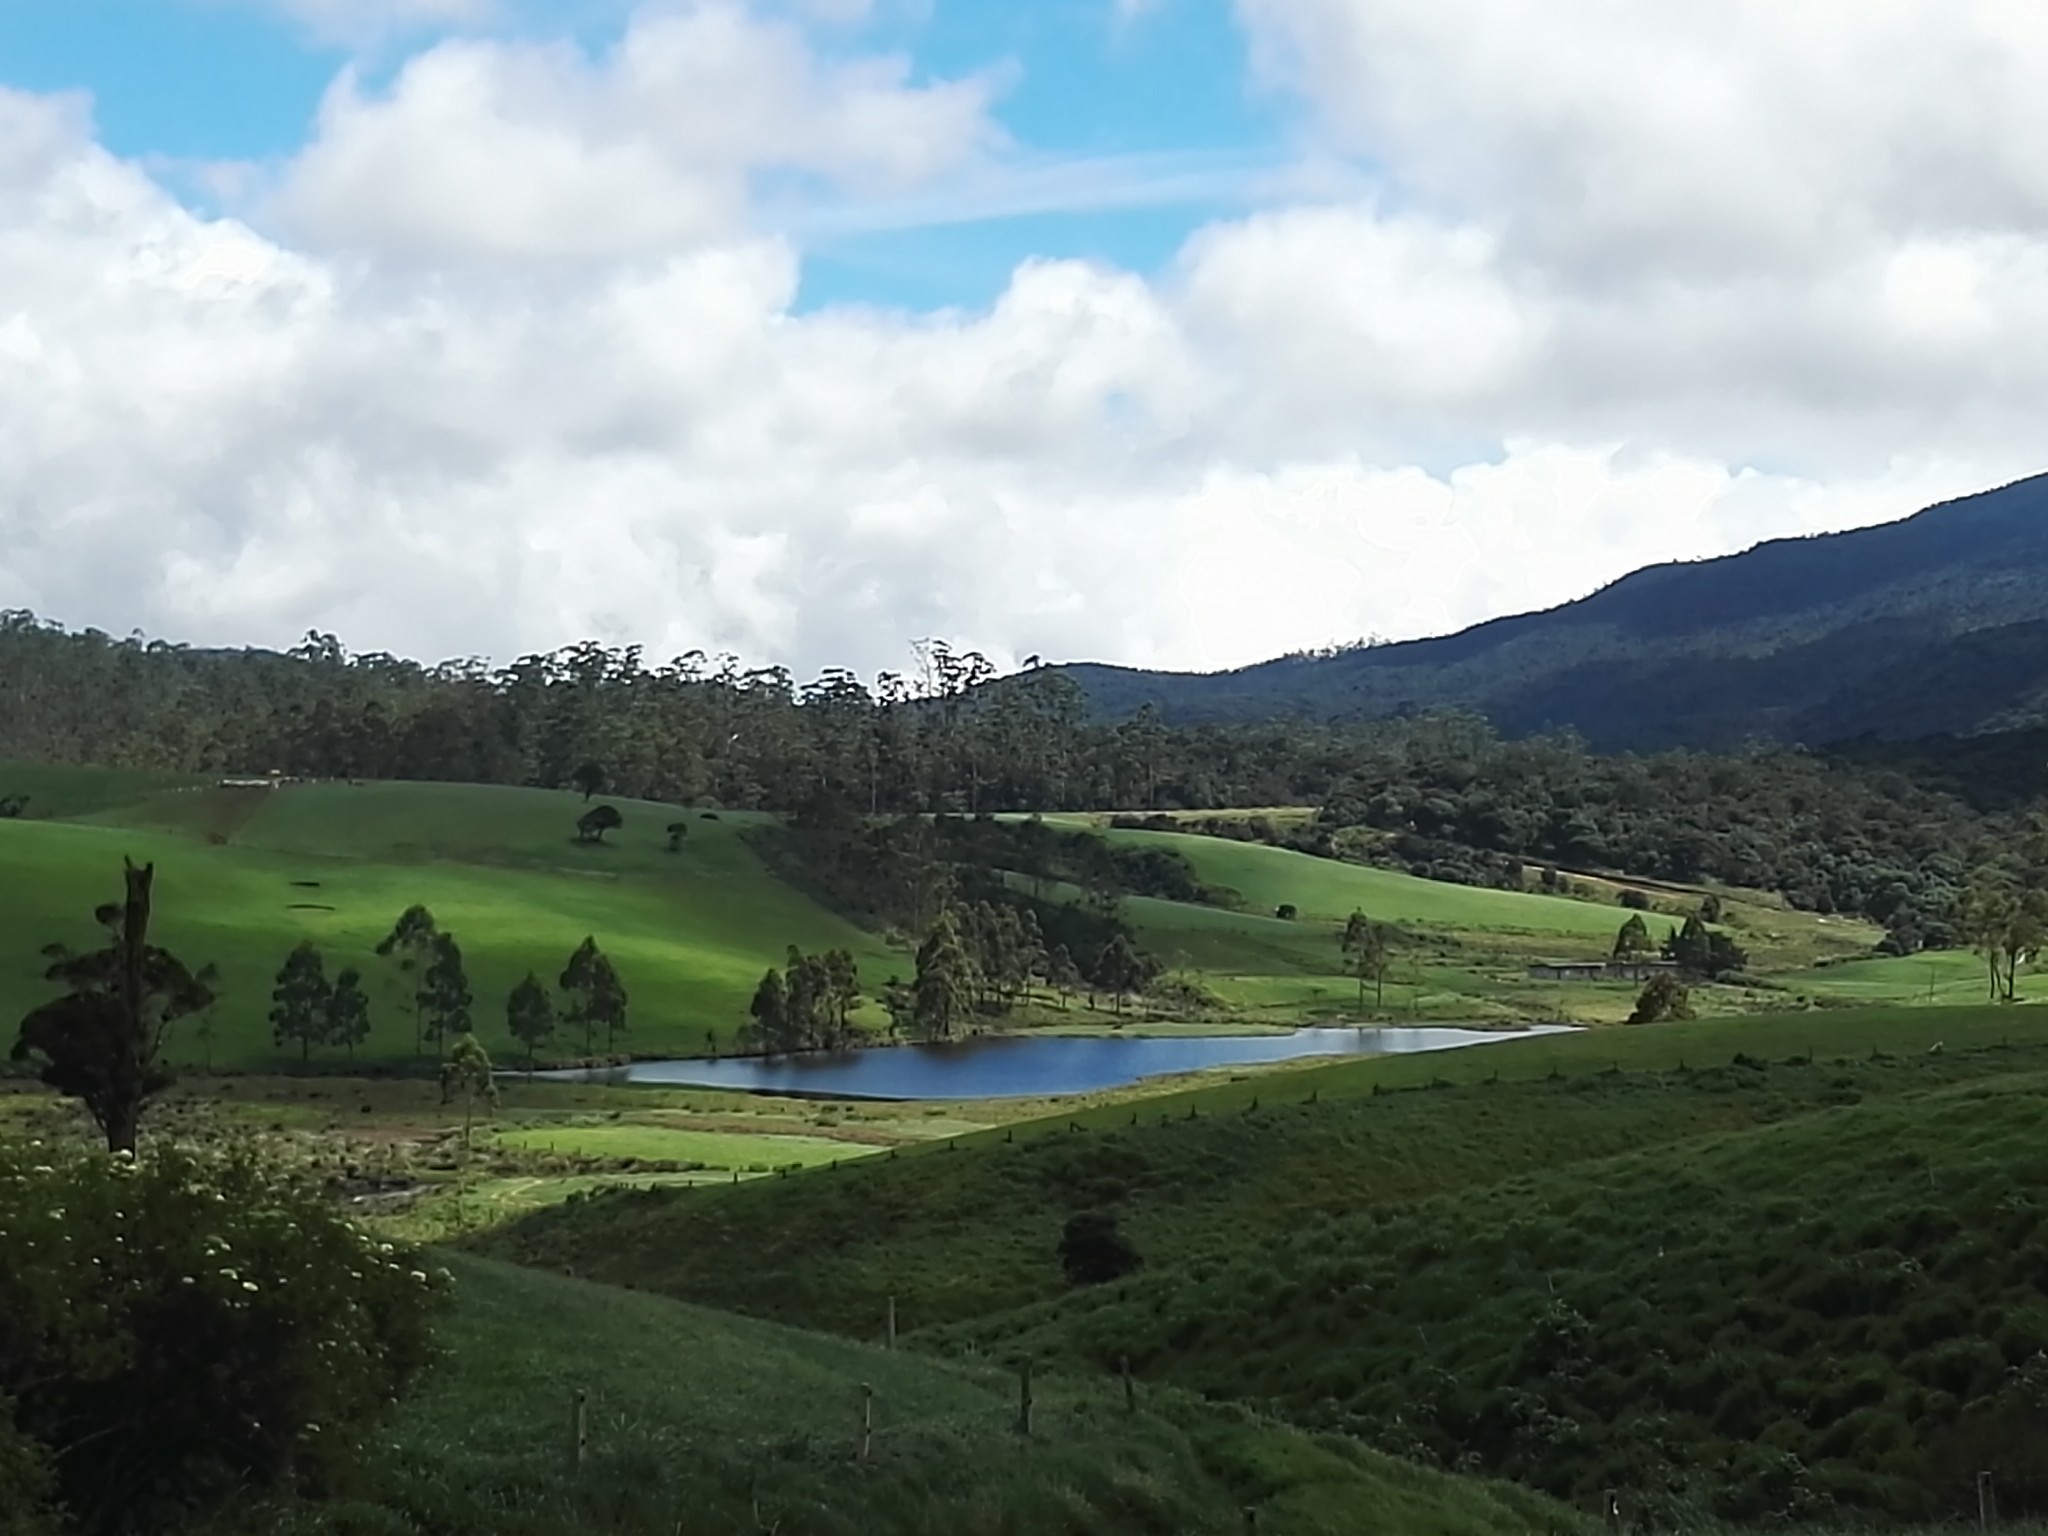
(1120, 1355, 1136, 1414)
(1979, 1469, 1995, 1529)
(571, 1388, 588, 1472)
(886, 1295, 897, 1350)
(1017, 1361, 1034, 1437)
(860, 1383, 874, 1463)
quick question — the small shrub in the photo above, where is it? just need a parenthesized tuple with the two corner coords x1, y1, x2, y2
(1619, 888, 1651, 910)
(0, 1140, 451, 1534)
(1059, 1210, 1144, 1287)
(1628, 974, 1694, 1025)
(1275, 904, 1298, 921)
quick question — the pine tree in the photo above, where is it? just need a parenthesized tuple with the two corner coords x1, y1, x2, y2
(913, 911, 974, 1041)
(506, 972, 556, 1073)
(1095, 933, 1145, 1017)
(324, 966, 373, 1059)
(749, 968, 788, 1052)
(374, 904, 439, 1057)
(1613, 914, 1653, 959)
(824, 949, 860, 1045)
(422, 931, 473, 1054)
(439, 1032, 497, 1150)
(561, 937, 628, 1054)
(269, 941, 332, 1062)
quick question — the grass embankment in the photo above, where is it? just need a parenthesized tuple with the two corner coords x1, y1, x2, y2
(936, 1073, 2048, 1528)
(476, 1004, 2026, 1336)
(206, 1252, 1591, 1536)
(0, 776, 896, 1067)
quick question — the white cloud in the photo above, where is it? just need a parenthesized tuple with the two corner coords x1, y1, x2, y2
(271, 4, 1004, 264)
(4, 2, 2048, 687)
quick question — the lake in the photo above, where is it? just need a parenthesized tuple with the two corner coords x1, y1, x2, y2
(535, 1024, 1579, 1101)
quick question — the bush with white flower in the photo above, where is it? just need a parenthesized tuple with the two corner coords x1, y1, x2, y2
(0, 1139, 451, 1534)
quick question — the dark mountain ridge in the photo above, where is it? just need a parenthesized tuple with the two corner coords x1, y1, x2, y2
(1053, 471, 2048, 751)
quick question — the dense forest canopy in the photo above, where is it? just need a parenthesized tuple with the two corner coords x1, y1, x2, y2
(0, 611, 2023, 943)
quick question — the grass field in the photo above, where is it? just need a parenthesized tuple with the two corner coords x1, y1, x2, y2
(475, 1004, 2048, 1528)
(475, 1002, 2037, 1334)
(0, 777, 899, 1068)
(193, 1251, 1595, 1536)
(935, 1071, 2048, 1527)
(0, 765, 2004, 1076)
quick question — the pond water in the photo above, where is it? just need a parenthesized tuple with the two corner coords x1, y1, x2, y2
(536, 1024, 1580, 1101)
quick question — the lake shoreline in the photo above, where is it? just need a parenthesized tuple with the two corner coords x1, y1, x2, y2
(521, 1023, 1582, 1102)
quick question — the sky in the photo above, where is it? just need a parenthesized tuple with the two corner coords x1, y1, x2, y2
(1, 1, 2044, 682)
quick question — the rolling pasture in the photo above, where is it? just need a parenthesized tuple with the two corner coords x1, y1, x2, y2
(0, 774, 898, 1068)
(224, 1251, 1594, 1536)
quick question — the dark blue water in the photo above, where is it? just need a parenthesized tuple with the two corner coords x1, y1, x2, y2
(537, 1025, 1578, 1100)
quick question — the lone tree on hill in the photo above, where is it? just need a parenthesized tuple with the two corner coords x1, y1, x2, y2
(374, 904, 440, 1056)
(1613, 914, 1653, 960)
(1058, 1210, 1144, 1287)
(1095, 933, 1147, 1017)
(505, 972, 556, 1073)
(571, 761, 607, 801)
(1341, 909, 1392, 1011)
(11, 859, 217, 1153)
(325, 966, 372, 1059)
(423, 931, 474, 1055)
(269, 941, 332, 1061)
(440, 1032, 497, 1149)
(561, 936, 628, 1054)
(576, 804, 623, 844)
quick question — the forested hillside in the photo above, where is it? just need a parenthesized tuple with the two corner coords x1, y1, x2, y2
(1053, 472, 2048, 751)
(0, 610, 2026, 946)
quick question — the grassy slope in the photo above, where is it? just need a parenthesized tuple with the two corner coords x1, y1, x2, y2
(0, 779, 897, 1067)
(213, 1252, 1591, 1536)
(475, 1004, 2029, 1338)
(1050, 825, 1884, 1025)
(934, 1074, 2048, 1527)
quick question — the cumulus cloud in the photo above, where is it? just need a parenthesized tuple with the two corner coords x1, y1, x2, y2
(271, 3, 1003, 264)
(2, 2, 2047, 683)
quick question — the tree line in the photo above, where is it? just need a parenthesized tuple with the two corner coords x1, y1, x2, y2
(1, 611, 2020, 942)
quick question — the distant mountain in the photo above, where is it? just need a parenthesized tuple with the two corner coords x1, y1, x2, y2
(1052, 471, 2048, 751)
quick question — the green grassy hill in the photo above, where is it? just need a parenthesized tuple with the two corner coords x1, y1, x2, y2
(475, 1007, 2048, 1528)
(1027, 817, 1882, 1025)
(476, 1004, 2022, 1336)
(0, 777, 897, 1068)
(0, 765, 1985, 1074)
(220, 1252, 1592, 1536)
(934, 1072, 2048, 1528)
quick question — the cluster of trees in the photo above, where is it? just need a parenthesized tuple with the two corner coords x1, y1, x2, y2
(885, 903, 1156, 1041)
(267, 905, 628, 1070)
(746, 947, 861, 1054)
(269, 943, 375, 1059)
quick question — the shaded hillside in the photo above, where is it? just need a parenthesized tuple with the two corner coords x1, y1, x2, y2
(1052, 473, 2048, 750)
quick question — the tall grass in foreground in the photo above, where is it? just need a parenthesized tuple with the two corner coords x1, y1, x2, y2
(194, 1254, 1590, 1536)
